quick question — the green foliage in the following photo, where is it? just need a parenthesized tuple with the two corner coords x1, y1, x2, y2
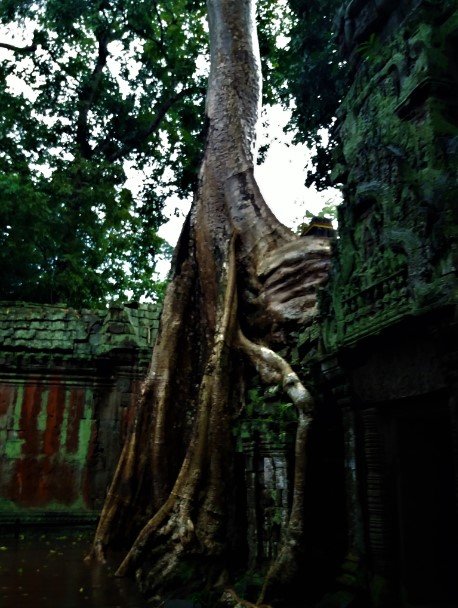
(233, 569, 266, 602)
(280, 0, 350, 190)
(0, 0, 208, 307)
(257, 0, 292, 106)
(295, 201, 339, 234)
(357, 33, 381, 62)
(234, 384, 297, 451)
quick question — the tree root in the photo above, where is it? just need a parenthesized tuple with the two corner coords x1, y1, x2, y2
(90, 238, 239, 587)
(236, 329, 313, 416)
(218, 588, 273, 608)
(236, 328, 314, 605)
(84, 1, 327, 605)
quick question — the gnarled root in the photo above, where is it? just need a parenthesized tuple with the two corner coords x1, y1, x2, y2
(218, 587, 272, 608)
(236, 329, 314, 605)
(90, 239, 240, 601)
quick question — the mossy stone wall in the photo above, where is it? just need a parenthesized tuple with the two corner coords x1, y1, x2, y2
(321, 0, 457, 351)
(0, 301, 160, 524)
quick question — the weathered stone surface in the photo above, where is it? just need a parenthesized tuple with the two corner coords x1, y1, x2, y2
(322, 0, 458, 352)
(0, 301, 160, 522)
(316, 2, 458, 606)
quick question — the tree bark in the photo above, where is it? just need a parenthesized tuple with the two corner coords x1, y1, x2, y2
(87, 1, 331, 605)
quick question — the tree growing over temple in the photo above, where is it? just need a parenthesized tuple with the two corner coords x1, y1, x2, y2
(0, 0, 344, 308)
(87, 1, 333, 606)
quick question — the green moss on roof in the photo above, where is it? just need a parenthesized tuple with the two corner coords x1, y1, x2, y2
(0, 301, 162, 358)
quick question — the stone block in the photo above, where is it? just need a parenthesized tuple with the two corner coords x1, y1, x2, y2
(106, 322, 131, 335)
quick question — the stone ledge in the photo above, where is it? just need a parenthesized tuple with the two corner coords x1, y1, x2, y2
(0, 510, 99, 532)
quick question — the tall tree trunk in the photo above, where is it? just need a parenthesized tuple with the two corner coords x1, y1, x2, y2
(87, 0, 331, 605)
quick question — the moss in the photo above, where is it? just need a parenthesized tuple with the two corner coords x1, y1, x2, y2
(369, 574, 392, 608)
(0, 301, 162, 357)
(0, 497, 98, 519)
(321, 3, 457, 353)
(233, 383, 297, 452)
(4, 384, 25, 459)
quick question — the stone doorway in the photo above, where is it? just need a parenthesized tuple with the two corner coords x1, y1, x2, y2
(391, 400, 458, 607)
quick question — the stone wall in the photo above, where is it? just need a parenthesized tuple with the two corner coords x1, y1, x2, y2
(316, 1, 458, 606)
(0, 301, 160, 524)
(322, 0, 457, 351)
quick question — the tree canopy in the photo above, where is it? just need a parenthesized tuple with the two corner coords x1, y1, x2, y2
(0, 0, 208, 307)
(282, 0, 349, 190)
(0, 0, 345, 307)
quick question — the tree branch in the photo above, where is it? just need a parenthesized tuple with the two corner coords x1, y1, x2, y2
(76, 27, 110, 159)
(152, 0, 166, 51)
(0, 42, 37, 54)
(100, 87, 197, 161)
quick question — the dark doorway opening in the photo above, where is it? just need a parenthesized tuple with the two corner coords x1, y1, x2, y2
(394, 400, 458, 607)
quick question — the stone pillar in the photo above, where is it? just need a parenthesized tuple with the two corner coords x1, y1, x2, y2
(259, 442, 289, 560)
(242, 438, 290, 565)
(360, 408, 396, 606)
(342, 407, 365, 558)
(242, 440, 260, 568)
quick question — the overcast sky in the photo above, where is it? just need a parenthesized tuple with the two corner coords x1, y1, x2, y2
(158, 104, 340, 249)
